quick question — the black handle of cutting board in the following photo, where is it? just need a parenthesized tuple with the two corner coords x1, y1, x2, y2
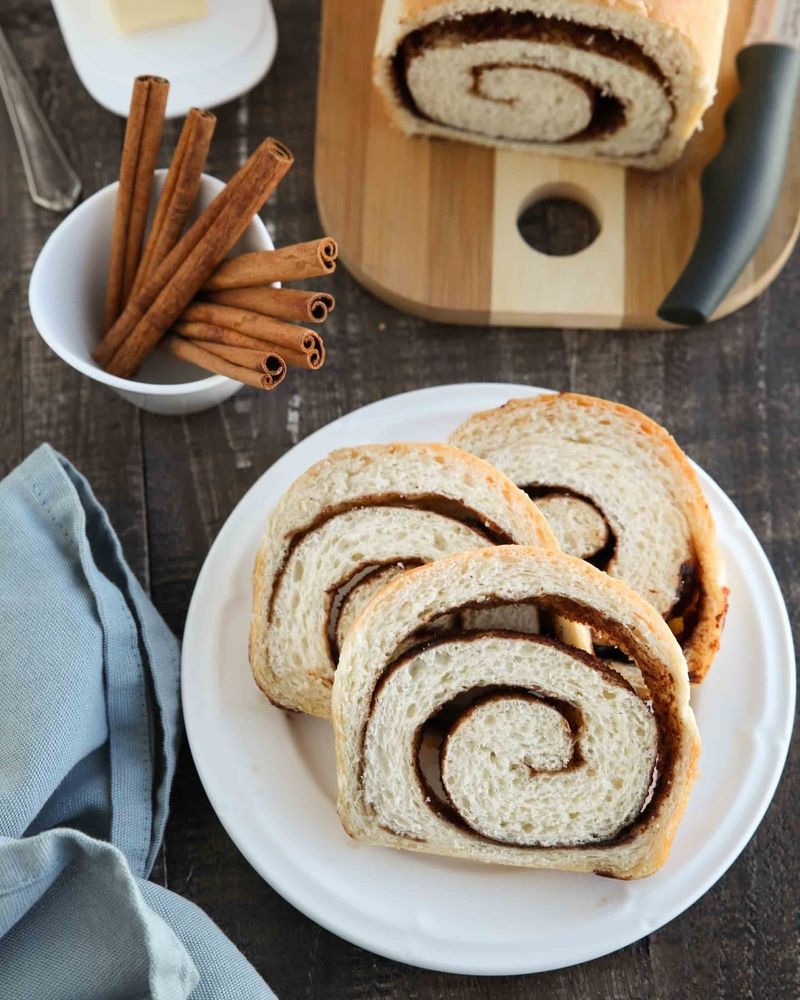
(658, 44, 800, 327)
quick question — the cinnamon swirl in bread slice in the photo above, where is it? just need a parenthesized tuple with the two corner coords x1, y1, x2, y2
(250, 443, 574, 718)
(450, 394, 727, 682)
(375, 0, 728, 169)
(332, 546, 700, 878)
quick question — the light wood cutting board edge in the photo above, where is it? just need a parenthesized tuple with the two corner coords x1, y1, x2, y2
(314, 0, 800, 329)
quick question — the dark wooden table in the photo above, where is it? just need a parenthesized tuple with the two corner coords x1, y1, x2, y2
(1, 1, 797, 997)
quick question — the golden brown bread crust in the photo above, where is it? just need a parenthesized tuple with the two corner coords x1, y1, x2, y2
(391, 0, 727, 57)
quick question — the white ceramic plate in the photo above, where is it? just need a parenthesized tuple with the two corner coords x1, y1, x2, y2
(52, 0, 277, 118)
(182, 384, 795, 976)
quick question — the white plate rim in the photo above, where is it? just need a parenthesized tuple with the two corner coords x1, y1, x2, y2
(182, 383, 795, 976)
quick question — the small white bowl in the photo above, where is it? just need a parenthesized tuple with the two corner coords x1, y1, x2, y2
(29, 170, 274, 415)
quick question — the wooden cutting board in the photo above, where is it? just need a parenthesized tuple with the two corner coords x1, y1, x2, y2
(314, 0, 800, 328)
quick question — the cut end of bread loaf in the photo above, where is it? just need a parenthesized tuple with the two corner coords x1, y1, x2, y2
(249, 442, 565, 718)
(449, 392, 728, 682)
(332, 545, 700, 878)
(374, 0, 729, 169)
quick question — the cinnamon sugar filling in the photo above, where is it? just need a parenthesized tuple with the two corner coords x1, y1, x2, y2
(522, 483, 702, 649)
(267, 492, 516, 622)
(392, 11, 674, 151)
(358, 602, 678, 851)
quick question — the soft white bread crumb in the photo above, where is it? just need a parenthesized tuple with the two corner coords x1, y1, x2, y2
(332, 545, 700, 879)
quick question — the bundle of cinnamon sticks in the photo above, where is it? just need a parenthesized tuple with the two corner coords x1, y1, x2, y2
(94, 76, 336, 392)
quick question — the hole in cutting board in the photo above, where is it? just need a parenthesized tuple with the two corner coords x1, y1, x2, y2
(517, 193, 600, 257)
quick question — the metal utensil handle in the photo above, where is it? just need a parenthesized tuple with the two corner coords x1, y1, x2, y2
(0, 27, 81, 212)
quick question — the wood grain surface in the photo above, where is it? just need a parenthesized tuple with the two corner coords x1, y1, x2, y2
(315, 0, 800, 328)
(0, 1, 797, 997)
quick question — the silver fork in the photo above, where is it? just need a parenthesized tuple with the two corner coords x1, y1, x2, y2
(0, 26, 81, 212)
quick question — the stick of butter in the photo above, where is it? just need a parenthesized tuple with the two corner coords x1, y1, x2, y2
(107, 0, 209, 34)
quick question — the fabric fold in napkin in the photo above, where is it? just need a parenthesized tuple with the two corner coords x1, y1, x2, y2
(0, 444, 274, 1000)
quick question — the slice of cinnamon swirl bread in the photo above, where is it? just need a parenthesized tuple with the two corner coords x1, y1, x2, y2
(450, 393, 728, 682)
(374, 0, 729, 169)
(333, 546, 700, 878)
(250, 443, 576, 718)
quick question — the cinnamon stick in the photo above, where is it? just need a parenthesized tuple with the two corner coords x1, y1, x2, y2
(267, 342, 325, 370)
(104, 76, 169, 329)
(161, 334, 285, 390)
(203, 238, 338, 290)
(174, 320, 324, 370)
(97, 137, 294, 377)
(181, 301, 319, 353)
(191, 339, 280, 374)
(131, 107, 216, 295)
(260, 353, 287, 388)
(204, 285, 335, 323)
(174, 320, 266, 351)
(94, 146, 261, 369)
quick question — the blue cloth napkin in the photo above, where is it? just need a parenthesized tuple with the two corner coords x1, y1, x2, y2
(0, 445, 275, 1000)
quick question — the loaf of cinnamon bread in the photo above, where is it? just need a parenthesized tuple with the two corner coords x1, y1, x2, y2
(374, 0, 729, 168)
